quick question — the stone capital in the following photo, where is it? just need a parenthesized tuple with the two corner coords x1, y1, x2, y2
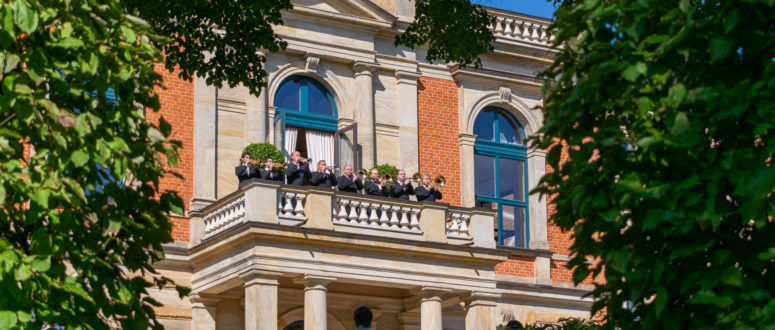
(239, 269, 283, 287)
(294, 274, 337, 290)
(394, 70, 421, 84)
(417, 286, 452, 301)
(352, 61, 378, 75)
(458, 134, 477, 147)
(527, 146, 547, 158)
(189, 294, 221, 309)
(461, 292, 500, 308)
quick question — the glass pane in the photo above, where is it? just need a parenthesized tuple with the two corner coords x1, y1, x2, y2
(473, 109, 494, 141)
(339, 129, 354, 171)
(498, 114, 522, 145)
(307, 81, 333, 116)
(475, 154, 495, 197)
(498, 158, 524, 201)
(275, 79, 300, 111)
(500, 205, 526, 248)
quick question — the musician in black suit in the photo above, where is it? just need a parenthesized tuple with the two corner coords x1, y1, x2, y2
(390, 169, 415, 200)
(259, 158, 283, 182)
(310, 160, 336, 188)
(364, 169, 388, 196)
(337, 165, 363, 193)
(235, 152, 256, 183)
(286, 151, 311, 186)
(416, 174, 442, 202)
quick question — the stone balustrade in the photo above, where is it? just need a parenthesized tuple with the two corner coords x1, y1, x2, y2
(197, 179, 495, 248)
(487, 8, 554, 45)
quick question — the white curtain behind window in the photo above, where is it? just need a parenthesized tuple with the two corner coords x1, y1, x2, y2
(305, 130, 334, 172)
(284, 127, 298, 162)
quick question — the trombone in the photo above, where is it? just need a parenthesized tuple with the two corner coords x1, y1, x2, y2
(357, 169, 368, 181)
(434, 175, 446, 188)
(380, 172, 393, 184)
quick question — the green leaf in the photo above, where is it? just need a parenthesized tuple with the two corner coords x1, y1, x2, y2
(667, 83, 687, 108)
(710, 36, 734, 62)
(16, 310, 31, 323)
(54, 37, 84, 49)
(12, 0, 37, 34)
(31, 189, 49, 208)
(30, 256, 50, 272)
(670, 112, 689, 136)
(655, 286, 668, 316)
(622, 62, 647, 82)
(71, 150, 89, 167)
(756, 247, 775, 260)
(720, 266, 742, 286)
(723, 9, 740, 33)
(13, 263, 30, 281)
(0, 311, 17, 328)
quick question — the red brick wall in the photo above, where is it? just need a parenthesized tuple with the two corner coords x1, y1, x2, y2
(495, 255, 535, 279)
(147, 64, 194, 242)
(416, 77, 461, 206)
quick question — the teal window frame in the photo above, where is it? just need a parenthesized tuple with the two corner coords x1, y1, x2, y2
(274, 76, 338, 132)
(473, 107, 530, 248)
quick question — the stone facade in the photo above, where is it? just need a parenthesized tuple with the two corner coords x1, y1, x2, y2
(149, 1, 591, 329)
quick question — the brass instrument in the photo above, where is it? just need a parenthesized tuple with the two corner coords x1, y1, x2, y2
(298, 157, 311, 165)
(381, 172, 393, 183)
(412, 172, 422, 181)
(272, 162, 288, 171)
(324, 165, 338, 174)
(434, 175, 446, 188)
(357, 169, 368, 181)
(249, 158, 263, 166)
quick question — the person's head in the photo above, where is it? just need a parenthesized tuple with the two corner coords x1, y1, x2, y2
(422, 174, 431, 186)
(291, 151, 300, 162)
(317, 160, 327, 172)
(370, 169, 379, 180)
(506, 320, 524, 329)
(397, 169, 406, 181)
(344, 165, 353, 176)
(353, 305, 373, 328)
(264, 158, 274, 168)
(241, 152, 251, 163)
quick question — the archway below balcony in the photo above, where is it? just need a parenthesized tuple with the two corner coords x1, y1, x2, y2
(278, 307, 346, 330)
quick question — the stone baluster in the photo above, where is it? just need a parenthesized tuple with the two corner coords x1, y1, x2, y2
(449, 213, 461, 237)
(531, 23, 541, 40)
(511, 20, 522, 37)
(278, 197, 285, 217)
(283, 192, 295, 215)
(494, 16, 505, 34)
(503, 18, 513, 36)
(358, 202, 370, 224)
(379, 204, 391, 228)
(410, 208, 421, 232)
(522, 22, 532, 39)
(389, 206, 401, 228)
(399, 207, 410, 229)
(539, 26, 548, 43)
(348, 201, 361, 224)
(460, 214, 470, 238)
(337, 199, 349, 223)
(369, 203, 380, 226)
(294, 193, 306, 217)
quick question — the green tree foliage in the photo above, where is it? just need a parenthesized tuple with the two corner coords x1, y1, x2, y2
(395, 0, 494, 68)
(242, 142, 284, 165)
(2, 0, 494, 328)
(0, 0, 185, 328)
(536, 0, 775, 327)
(499, 317, 598, 329)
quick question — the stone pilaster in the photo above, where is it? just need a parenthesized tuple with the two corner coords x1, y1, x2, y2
(395, 70, 421, 174)
(190, 294, 220, 330)
(192, 75, 218, 210)
(463, 292, 500, 330)
(352, 61, 377, 170)
(458, 134, 477, 208)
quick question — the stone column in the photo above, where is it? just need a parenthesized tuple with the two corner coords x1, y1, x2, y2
(298, 275, 336, 330)
(395, 70, 421, 174)
(419, 287, 450, 330)
(246, 85, 268, 144)
(240, 269, 283, 330)
(458, 134, 477, 208)
(352, 61, 377, 170)
(463, 292, 500, 330)
(192, 75, 218, 211)
(190, 294, 219, 330)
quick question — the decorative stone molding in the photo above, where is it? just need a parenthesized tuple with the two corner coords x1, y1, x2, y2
(352, 61, 378, 76)
(499, 86, 512, 104)
(305, 54, 321, 73)
(458, 134, 477, 147)
(394, 70, 421, 84)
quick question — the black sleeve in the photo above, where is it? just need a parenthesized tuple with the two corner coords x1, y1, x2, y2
(310, 172, 322, 185)
(235, 165, 247, 177)
(407, 183, 415, 195)
(337, 176, 350, 190)
(390, 183, 402, 196)
(433, 188, 442, 200)
(382, 184, 389, 196)
(416, 186, 429, 201)
(355, 177, 364, 190)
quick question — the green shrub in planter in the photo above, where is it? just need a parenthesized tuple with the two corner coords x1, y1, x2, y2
(242, 143, 285, 174)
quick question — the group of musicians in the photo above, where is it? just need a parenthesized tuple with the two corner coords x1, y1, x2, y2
(235, 150, 443, 202)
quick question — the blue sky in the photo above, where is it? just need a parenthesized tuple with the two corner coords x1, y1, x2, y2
(472, 0, 557, 19)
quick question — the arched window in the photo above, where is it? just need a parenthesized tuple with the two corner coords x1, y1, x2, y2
(473, 107, 529, 248)
(272, 75, 356, 171)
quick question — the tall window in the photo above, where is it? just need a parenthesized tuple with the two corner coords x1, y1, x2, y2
(473, 107, 529, 248)
(275, 76, 337, 131)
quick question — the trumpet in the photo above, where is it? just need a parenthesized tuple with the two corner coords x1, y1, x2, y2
(412, 172, 422, 181)
(434, 175, 446, 188)
(249, 158, 263, 166)
(298, 157, 311, 165)
(381, 172, 393, 183)
(357, 169, 368, 181)
(273, 162, 288, 170)
(324, 165, 338, 174)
